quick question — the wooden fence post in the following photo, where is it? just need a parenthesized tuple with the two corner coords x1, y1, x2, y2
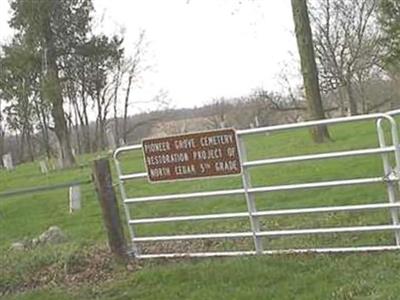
(92, 158, 127, 261)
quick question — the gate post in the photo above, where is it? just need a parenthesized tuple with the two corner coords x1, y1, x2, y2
(92, 158, 128, 261)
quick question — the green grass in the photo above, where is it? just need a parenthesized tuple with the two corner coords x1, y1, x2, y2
(2, 118, 400, 299)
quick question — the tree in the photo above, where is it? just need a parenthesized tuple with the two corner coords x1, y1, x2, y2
(379, 0, 400, 69)
(291, 0, 330, 142)
(312, 0, 381, 115)
(79, 35, 123, 151)
(0, 39, 40, 162)
(121, 30, 146, 145)
(206, 98, 230, 129)
(7, 0, 94, 167)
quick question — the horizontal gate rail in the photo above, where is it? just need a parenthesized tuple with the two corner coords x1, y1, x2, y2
(257, 224, 400, 237)
(133, 224, 400, 242)
(124, 177, 394, 204)
(124, 188, 244, 204)
(114, 144, 142, 155)
(128, 203, 400, 225)
(120, 173, 147, 181)
(129, 211, 249, 224)
(133, 232, 252, 242)
(236, 113, 396, 136)
(384, 109, 400, 116)
(254, 202, 400, 217)
(249, 177, 394, 193)
(243, 146, 396, 167)
(139, 246, 400, 259)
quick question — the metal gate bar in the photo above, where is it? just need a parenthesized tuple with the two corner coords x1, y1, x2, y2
(114, 112, 400, 258)
(128, 203, 400, 225)
(123, 176, 394, 204)
(132, 224, 400, 242)
(138, 245, 400, 259)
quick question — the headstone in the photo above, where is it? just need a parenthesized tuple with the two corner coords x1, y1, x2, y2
(69, 185, 81, 213)
(38, 226, 67, 244)
(2, 153, 14, 171)
(180, 121, 187, 133)
(39, 160, 49, 174)
(106, 129, 117, 150)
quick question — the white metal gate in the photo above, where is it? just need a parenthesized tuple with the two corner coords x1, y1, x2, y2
(114, 112, 400, 258)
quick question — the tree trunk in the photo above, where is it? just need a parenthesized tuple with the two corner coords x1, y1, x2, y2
(0, 131, 4, 167)
(337, 87, 346, 116)
(123, 73, 133, 144)
(19, 131, 25, 162)
(113, 63, 121, 147)
(344, 79, 358, 115)
(0, 100, 4, 167)
(95, 91, 107, 151)
(33, 94, 51, 159)
(43, 24, 75, 168)
(72, 100, 82, 154)
(51, 97, 75, 168)
(26, 130, 35, 162)
(41, 105, 51, 159)
(291, 0, 330, 143)
(81, 97, 91, 153)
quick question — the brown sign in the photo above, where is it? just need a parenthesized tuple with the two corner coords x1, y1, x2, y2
(142, 128, 242, 182)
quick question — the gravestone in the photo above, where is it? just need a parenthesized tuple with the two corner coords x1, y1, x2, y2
(69, 185, 81, 213)
(39, 160, 49, 174)
(2, 153, 14, 171)
(119, 138, 126, 146)
(106, 129, 117, 150)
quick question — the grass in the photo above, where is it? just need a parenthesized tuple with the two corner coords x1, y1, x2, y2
(2, 118, 400, 299)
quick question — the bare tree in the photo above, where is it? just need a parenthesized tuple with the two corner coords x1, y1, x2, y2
(206, 98, 231, 129)
(112, 59, 122, 147)
(291, 0, 330, 142)
(312, 0, 381, 115)
(122, 30, 147, 144)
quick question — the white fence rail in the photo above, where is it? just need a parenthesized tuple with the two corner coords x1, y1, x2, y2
(114, 112, 400, 258)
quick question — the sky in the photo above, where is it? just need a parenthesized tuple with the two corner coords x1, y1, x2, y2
(0, 0, 299, 112)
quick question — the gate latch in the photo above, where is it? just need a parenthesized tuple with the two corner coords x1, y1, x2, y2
(384, 171, 400, 182)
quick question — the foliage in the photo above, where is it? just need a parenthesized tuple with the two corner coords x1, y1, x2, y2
(311, 0, 382, 115)
(379, 0, 400, 68)
(0, 0, 129, 164)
